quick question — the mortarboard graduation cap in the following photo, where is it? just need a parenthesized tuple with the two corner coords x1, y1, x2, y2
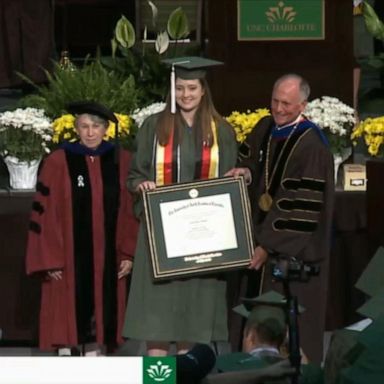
(356, 286, 384, 321)
(355, 246, 384, 297)
(232, 290, 305, 336)
(162, 56, 223, 113)
(66, 100, 120, 161)
(67, 101, 118, 124)
(339, 315, 384, 384)
(339, 346, 384, 384)
(233, 290, 305, 319)
(233, 292, 285, 335)
(355, 314, 384, 350)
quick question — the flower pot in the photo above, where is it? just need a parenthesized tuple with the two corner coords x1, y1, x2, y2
(3, 156, 41, 190)
(334, 147, 352, 185)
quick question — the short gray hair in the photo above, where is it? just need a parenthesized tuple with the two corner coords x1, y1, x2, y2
(273, 73, 310, 102)
(74, 113, 109, 128)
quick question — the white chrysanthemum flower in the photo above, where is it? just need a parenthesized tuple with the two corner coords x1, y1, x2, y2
(0, 108, 53, 161)
(131, 102, 166, 128)
(304, 96, 356, 155)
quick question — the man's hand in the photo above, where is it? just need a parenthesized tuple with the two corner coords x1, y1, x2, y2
(224, 167, 252, 185)
(248, 246, 268, 270)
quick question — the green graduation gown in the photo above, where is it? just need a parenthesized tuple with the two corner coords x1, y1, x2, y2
(215, 351, 323, 384)
(123, 113, 237, 343)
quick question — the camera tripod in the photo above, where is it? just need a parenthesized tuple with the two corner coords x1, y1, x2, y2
(282, 278, 301, 384)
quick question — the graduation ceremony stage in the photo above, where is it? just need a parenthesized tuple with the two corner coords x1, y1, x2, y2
(0, 185, 372, 348)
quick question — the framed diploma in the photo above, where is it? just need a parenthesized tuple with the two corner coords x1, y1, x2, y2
(143, 177, 254, 281)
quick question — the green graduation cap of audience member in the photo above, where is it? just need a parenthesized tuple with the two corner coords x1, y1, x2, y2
(355, 246, 384, 297)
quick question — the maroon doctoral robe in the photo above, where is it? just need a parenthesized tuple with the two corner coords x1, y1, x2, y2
(26, 143, 138, 350)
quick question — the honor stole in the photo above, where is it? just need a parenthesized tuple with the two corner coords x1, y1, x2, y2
(155, 121, 219, 186)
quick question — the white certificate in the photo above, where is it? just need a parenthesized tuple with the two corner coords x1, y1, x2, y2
(159, 193, 238, 258)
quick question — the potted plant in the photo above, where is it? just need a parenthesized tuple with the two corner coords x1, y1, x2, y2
(304, 96, 356, 182)
(102, 5, 195, 106)
(18, 59, 139, 119)
(0, 107, 52, 189)
(17, 58, 141, 150)
(304, 96, 356, 155)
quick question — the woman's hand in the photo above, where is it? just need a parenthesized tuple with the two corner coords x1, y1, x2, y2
(136, 180, 156, 193)
(47, 269, 63, 280)
(224, 167, 252, 185)
(118, 260, 133, 279)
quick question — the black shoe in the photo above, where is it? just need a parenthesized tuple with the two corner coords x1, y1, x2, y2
(70, 347, 82, 356)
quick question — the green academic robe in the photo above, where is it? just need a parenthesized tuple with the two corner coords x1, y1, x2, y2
(215, 351, 323, 384)
(123, 113, 238, 343)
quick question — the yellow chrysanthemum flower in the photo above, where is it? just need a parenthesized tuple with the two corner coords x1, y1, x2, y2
(351, 116, 384, 157)
(226, 108, 271, 143)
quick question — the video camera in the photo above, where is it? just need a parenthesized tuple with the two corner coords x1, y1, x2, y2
(271, 256, 320, 282)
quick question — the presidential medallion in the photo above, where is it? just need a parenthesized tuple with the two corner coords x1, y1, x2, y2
(258, 192, 273, 212)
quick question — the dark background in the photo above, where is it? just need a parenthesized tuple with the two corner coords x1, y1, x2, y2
(1, 0, 355, 113)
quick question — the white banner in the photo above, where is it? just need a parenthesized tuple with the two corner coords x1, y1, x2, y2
(0, 357, 143, 384)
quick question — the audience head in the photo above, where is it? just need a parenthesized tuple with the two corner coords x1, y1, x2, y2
(242, 304, 287, 352)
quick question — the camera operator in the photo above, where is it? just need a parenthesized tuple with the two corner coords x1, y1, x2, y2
(203, 291, 323, 384)
(225, 74, 334, 363)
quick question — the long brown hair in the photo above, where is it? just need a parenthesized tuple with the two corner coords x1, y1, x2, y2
(156, 78, 224, 147)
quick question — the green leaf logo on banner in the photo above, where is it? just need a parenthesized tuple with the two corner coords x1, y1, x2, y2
(238, 0, 324, 40)
(266, 2, 297, 23)
(143, 357, 176, 384)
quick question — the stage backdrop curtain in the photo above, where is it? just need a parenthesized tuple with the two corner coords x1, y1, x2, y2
(0, 0, 54, 88)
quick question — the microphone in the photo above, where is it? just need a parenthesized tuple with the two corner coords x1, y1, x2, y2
(176, 343, 216, 383)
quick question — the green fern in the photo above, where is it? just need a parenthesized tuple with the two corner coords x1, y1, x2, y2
(18, 59, 139, 118)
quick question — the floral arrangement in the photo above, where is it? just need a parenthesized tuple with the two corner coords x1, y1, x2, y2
(351, 116, 384, 157)
(0, 108, 52, 162)
(52, 113, 133, 144)
(131, 102, 166, 128)
(226, 108, 271, 143)
(304, 96, 356, 155)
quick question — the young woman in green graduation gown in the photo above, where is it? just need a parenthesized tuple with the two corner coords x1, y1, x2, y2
(123, 58, 238, 356)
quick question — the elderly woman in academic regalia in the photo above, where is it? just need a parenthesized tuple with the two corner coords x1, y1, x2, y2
(26, 101, 138, 355)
